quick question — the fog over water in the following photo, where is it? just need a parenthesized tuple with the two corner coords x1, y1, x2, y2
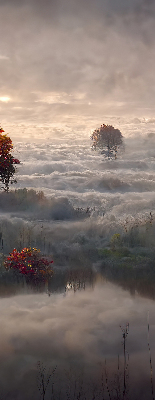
(0, 279, 155, 400)
(1, 0, 155, 397)
(0, 119, 155, 399)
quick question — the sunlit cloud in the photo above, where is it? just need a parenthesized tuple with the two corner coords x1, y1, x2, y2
(0, 0, 155, 124)
(12, 106, 23, 109)
(0, 97, 11, 102)
(34, 91, 86, 105)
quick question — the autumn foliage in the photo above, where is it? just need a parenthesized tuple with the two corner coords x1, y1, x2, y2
(0, 127, 20, 191)
(4, 247, 53, 282)
(91, 124, 123, 159)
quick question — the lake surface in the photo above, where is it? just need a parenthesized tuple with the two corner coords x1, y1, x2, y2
(0, 273, 155, 400)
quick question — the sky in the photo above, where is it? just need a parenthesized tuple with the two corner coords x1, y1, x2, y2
(0, 0, 155, 134)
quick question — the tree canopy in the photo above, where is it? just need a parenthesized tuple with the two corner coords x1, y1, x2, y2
(0, 127, 20, 191)
(91, 124, 124, 159)
(4, 247, 53, 282)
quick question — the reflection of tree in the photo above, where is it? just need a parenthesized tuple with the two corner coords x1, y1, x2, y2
(36, 326, 130, 400)
(104, 325, 129, 400)
(101, 264, 155, 301)
(65, 267, 95, 293)
(120, 323, 129, 399)
(37, 362, 56, 400)
(147, 311, 154, 400)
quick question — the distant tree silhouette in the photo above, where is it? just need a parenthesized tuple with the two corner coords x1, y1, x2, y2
(0, 127, 20, 191)
(91, 124, 124, 159)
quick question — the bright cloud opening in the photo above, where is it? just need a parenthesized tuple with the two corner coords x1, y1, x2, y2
(0, 97, 11, 102)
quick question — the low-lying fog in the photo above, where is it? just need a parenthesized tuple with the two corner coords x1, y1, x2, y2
(1, 118, 155, 257)
(0, 118, 155, 399)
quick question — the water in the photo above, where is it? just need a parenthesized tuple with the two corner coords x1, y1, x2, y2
(0, 273, 154, 400)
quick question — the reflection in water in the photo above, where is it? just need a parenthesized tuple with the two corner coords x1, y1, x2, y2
(100, 263, 155, 300)
(64, 267, 95, 293)
(0, 274, 154, 399)
(0, 267, 96, 297)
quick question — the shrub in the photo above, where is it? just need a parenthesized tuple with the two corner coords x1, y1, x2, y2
(4, 247, 53, 282)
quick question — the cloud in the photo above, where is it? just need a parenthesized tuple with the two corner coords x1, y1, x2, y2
(1, 126, 155, 257)
(0, 97, 10, 102)
(0, 0, 155, 125)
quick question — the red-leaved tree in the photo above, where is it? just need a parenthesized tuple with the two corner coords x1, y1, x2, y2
(0, 127, 20, 191)
(4, 247, 53, 282)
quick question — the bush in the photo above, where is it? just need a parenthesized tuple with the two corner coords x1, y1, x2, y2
(4, 247, 53, 282)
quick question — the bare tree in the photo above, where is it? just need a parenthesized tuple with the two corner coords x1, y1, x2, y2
(91, 124, 124, 159)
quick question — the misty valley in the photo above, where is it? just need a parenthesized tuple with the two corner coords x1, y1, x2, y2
(0, 124, 155, 399)
(1, 0, 155, 397)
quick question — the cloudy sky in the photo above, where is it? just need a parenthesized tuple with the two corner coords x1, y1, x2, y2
(0, 0, 155, 133)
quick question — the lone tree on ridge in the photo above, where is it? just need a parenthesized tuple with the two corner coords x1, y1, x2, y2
(0, 127, 20, 191)
(91, 124, 124, 159)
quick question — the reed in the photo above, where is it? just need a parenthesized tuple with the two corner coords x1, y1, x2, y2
(147, 311, 154, 400)
(37, 361, 57, 400)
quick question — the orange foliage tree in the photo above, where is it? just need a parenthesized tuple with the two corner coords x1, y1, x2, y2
(91, 124, 124, 159)
(0, 127, 20, 191)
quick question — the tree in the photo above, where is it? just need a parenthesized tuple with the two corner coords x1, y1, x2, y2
(0, 127, 20, 191)
(110, 233, 122, 251)
(4, 247, 53, 282)
(91, 124, 124, 159)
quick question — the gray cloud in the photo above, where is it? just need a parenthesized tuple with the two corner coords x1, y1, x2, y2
(0, 0, 155, 125)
